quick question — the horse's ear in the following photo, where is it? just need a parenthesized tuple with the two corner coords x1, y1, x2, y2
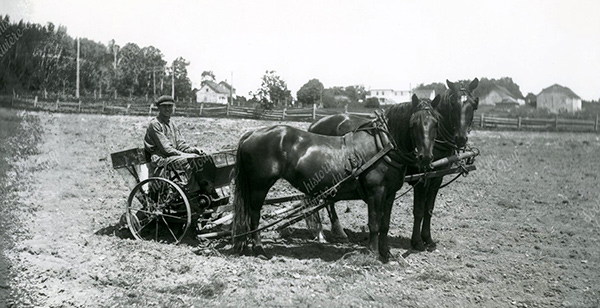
(469, 78, 479, 92)
(446, 79, 455, 90)
(431, 95, 441, 109)
(411, 94, 419, 107)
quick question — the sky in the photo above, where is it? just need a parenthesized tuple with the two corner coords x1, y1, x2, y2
(2, 0, 600, 100)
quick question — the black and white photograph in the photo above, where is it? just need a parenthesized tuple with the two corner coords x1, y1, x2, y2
(1, 0, 599, 307)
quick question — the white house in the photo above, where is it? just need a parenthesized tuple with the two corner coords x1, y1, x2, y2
(366, 89, 412, 105)
(196, 81, 236, 104)
(536, 84, 582, 113)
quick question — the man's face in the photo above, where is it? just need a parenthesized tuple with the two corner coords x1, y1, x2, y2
(158, 104, 174, 118)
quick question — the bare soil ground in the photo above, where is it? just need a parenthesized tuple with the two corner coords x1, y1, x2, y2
(2, 109, 599, 307)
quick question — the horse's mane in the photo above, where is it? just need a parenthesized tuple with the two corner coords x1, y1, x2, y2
(385, 100, 439, 150)
(385, 101, 413, 141)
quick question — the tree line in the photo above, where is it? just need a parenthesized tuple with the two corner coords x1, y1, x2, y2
(0, 15, 193, 101)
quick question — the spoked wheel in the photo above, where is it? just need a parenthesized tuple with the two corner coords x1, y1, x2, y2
(126, 177, 192, 244)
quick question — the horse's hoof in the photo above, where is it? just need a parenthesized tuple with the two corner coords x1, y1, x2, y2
(425, 241, 437, 252)
(379, 251, 391, 264)
(331, 226, 349, 239)
(253, 246, 271, 260)
(411, 240, 426, 252)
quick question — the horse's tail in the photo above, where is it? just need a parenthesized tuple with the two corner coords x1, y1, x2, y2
(232, 131, 253, 252)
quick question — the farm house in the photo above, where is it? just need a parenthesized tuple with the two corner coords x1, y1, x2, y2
(536, 84, 582, 113)
(196, 81, 235, 104)
(479, 85, 525, 107)
(365, 88, 412, 105)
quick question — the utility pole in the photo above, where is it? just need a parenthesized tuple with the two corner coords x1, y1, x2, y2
(113, 43, 118, 99)
(230, 71, 233, 106)
(171, 62, 175, 99)
(76, 37, 80, 99)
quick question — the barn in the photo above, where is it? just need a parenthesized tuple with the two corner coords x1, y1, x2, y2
(479, 85, 525, 107)
(536, 84, 581, 113)
(196, 81, 235, 104)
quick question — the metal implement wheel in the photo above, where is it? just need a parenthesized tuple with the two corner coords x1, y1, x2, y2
(126, 177, 192, 244)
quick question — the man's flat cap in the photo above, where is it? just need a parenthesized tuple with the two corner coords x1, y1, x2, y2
(156, 95, 175, 106)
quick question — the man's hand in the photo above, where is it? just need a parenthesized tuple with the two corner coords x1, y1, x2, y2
(191, 147, 204, 155)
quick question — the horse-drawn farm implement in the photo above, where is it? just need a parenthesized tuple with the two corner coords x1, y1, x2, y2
(110, 146, 479, 245)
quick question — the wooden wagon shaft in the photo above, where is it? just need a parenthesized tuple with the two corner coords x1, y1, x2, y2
(430, 150, 478, 169)
(275, 200, 329, 231)
(404, 165, 476, 182)
(262, 201, 306, 219)
(197, 230, 231, 239)
(263, 194, 305, 205)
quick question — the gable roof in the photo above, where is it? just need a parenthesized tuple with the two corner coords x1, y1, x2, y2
(203, 81, 232, 94)
(538, 84, 580, 99)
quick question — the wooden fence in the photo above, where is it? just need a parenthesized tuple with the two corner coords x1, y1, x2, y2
(1, 95, 598, 132)
(475, 113, 599, 132)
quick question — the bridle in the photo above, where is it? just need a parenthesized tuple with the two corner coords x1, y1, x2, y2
(436, 87, 476, 151)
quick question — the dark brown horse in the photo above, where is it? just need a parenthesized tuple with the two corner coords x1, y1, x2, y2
(232, 95, 440, 262)
(308, 78, 479, 251)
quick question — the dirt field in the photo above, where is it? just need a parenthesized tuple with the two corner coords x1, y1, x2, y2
(1, 109, 599, 307)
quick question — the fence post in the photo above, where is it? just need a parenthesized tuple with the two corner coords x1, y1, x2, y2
(149, 104, 153, 116)
(595, 114, 599, 132)
(282, 107, 287, 120)
(555, 114, 559, 130)
(34, 96, 38, 108)
(312, 104, 316, 120)
(480, 113, 484, 128)
(517, 116, 522, 129)
(200, 102, 204, 116)
(56, 98, 59, 111)
(102, 101, 106, 113)
(78, 100, 81, 113)
(126, 104, 131, 115)
(226, 103, 230, 116)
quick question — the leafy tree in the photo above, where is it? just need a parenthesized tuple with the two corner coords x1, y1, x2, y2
(171, 57, 193, 100)
(253, 70, 292, 108)
(117, 43, 143, 97)
(0, 14, 184, 99)
(414, 82, 447, 96)
(344, 85, 366, 103)
(201, 70, 216, 86)
(471, 77, 524, 99)
(365, 97, 380, 108)
(296, 78, 324, 106)
(140, 46, 166, 97)
(525, 93, 537, 107)
(321, 88, 337, 108)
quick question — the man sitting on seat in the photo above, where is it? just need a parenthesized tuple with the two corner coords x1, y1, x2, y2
(144, 95, 204, 191)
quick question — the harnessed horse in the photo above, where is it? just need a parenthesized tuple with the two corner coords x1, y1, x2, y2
(308, 79, 479, 251)
(232, 94, 440, 262)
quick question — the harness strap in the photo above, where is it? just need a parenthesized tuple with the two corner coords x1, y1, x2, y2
(372, 112, 417, 169)
(351, 142, 394, 178)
